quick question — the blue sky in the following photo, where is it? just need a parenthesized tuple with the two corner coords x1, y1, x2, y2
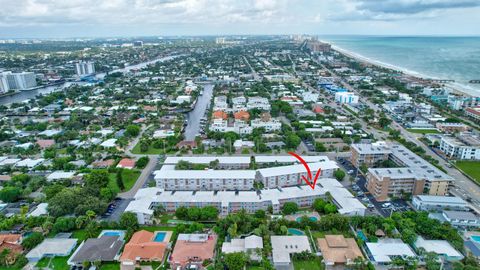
(0, 0, 479, 38)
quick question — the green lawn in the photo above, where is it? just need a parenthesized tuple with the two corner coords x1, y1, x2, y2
(36, 256, 70, 270)
(131, 142, 165, 155)
(72, 229, 97, 241)
(456, 161, 480, 183)
(293, 259, 324, 270)
(407, 128, 440, 134)
(246, 267, 265, 270)
(99, 262, 120, 270)
(107, 169, 141, 192)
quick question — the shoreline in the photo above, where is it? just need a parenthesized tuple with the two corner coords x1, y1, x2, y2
(324, 42, 480, 97)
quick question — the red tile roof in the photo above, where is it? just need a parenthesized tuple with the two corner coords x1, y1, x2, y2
(234, 111, 250, 121)
(212, 110, 228, 120)
(117, 158, 136, 169)
(120, 230, 167, 262)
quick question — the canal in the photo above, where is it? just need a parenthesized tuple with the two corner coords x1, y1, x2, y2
(183, 84, 214, 141)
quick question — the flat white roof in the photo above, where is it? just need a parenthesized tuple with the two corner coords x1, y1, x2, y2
(414, 195, 467, 205)
(320, 178, 366, 215)
(15, 158, 44, 168)
(257, 161, 338, 178)
(164, 156, 251, 165)
(271, 236, 311, 264)
(26, 238, 78, 259)
(366, 239, 416, 263)
(154, 169, 256, 180)
(415, 236, 463, 258)
(28, 203, 48, 217)
(47, 171, 75, 181)
(255, 155, 329, 163)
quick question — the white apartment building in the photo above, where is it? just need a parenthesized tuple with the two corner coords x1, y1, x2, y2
(301, 91, 319, 102)
(256, 161, 338, 188)
(75, 61, 95, 76)
(335, 92, 359, 104)
(213, 95, 228, 111)
(439, 134, 480, 160)
(250, 118, 281, 132)
(247, 96, 271, 111)
(209, 118, 252, 135)
(155, 166, 256, 191)
(1, 71, 37, 90)
(126, 178, 365, 224)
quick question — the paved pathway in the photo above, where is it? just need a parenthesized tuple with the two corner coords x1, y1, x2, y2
(118, 155, 158, 199)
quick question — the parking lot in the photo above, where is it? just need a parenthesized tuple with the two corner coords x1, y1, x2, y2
(336, 157, 413, 217)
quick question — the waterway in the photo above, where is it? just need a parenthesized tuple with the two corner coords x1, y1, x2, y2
(0, 55, 182, 106)
(184, 84, 214, 141)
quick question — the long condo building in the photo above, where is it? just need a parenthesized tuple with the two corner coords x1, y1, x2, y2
(126, 178, 366, 224)
(154, 156, 338, 191)
(351, 142, 453, 201)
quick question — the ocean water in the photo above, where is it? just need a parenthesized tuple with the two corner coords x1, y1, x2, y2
(320, 36, 480, 96)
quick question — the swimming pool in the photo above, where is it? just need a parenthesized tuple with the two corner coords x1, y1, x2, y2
(103, 232, 121, 237)
(154, 232, 167, 242)
(288, 228, 305, 235)
(471, 235, 480, 243)
(99, 230, 126, 240)
(296, 216, 318, 222)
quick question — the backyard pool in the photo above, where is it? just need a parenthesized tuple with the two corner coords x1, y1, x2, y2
(296, 216, 318, 222)
(471, 235, 480, 243)
(154, 232, 167, 242)
(99, 230, 125, 240)
(288, 228, 305, 235)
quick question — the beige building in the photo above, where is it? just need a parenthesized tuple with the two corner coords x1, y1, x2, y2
(317, 235, 364, 266)
(351, 142, 453, 201)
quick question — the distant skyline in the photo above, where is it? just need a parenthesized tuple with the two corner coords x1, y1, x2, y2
(1, 0, 479, 38)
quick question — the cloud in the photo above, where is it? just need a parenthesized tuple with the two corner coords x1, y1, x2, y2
(332, 0, 480, 21)
(0, 0, 479, 37)
(0, 0, 290, 27)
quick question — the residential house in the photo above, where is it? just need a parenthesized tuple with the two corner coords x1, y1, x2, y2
(170, 234, 217, 270)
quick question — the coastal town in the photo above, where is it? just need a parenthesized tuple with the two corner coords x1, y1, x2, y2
(1, 35, 480, 270)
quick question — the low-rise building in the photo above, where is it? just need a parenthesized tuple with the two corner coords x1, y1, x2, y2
(271, 236, 311, 269)
(256, 161, 338, 188)
(170, 234, 216, 270)
(414, 236, 464, 261)
(127, 178, 364, 224)
(436, 122, 470, 133)
(27, 238, 77, 262)
(221, 235, 263, 261)
(412, 195, 469, 212)
(120, 230, 168, 266)
(365, 238, 416, 266)
(317, 235, 364, 266)
(439, 134, 480, 160)
(430, 210, 480, 229)
(69, 235, 124, 265)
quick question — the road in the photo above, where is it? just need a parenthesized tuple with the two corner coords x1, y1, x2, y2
(118, 155, 158, 199)
(243, 56, 261, 81)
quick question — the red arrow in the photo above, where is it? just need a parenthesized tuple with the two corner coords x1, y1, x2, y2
(288, 152, 322, 190)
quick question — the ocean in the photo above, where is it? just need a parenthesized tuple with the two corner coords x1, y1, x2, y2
(320, 36, 480, 96)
